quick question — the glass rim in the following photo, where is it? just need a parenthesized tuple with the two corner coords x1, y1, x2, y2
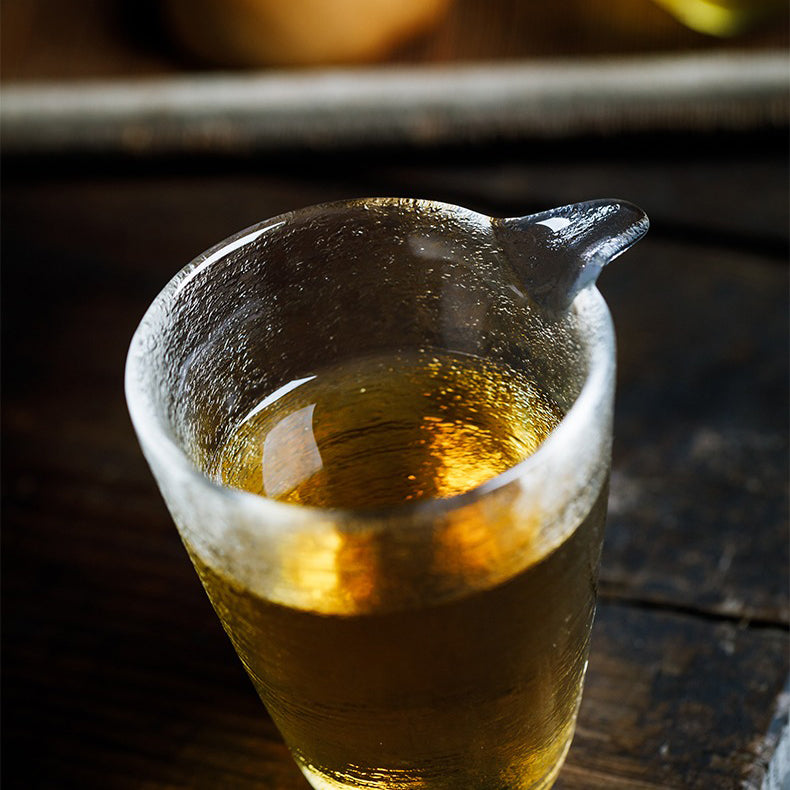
(125, 196, 616, 524)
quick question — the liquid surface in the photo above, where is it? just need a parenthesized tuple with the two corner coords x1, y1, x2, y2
(213, 350, 562, 509)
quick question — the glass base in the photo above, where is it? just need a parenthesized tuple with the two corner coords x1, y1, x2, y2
(296, 730, 575, 790)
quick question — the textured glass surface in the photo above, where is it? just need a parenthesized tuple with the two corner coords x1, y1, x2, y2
(126, 197, 646, 789)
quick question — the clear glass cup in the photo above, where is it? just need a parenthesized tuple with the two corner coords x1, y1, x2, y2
(125, 197, 645, 790)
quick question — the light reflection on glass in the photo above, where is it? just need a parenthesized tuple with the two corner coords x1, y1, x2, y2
(262, 403, 323, 499)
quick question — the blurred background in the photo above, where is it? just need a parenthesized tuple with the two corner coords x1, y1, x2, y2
(1, 0, 788, 156)
(2, 0, 788, 76)
(2, 2, 788, 789)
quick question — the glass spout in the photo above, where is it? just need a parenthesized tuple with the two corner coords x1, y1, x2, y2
(492, 199, 649, 314)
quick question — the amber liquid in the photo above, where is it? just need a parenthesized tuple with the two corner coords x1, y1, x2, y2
(197, 350, 605, 790)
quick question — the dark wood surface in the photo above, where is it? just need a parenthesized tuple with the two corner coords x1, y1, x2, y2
(2, 132, 788, 789)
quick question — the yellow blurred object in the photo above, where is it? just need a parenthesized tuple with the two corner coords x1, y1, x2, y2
(165, 0, 453, 67)
(651, 0, 787, 36)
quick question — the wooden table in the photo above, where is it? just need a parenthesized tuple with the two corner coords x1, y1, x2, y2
(2, 130, 788, 788)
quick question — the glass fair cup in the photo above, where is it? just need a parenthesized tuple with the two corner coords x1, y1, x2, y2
(125, 197, 647, 790)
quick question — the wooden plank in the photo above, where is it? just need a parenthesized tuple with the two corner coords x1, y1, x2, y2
(2, 148, 787, 787)
(600, 238, 789, 624)
(563, 605, 788, 789)
(2, 53, 787, 155)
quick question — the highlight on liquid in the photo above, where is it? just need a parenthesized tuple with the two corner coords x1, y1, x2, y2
(213, 349, 563, 510)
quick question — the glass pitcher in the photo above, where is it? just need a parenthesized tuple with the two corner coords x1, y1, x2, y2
(126, 197, 648, 789)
